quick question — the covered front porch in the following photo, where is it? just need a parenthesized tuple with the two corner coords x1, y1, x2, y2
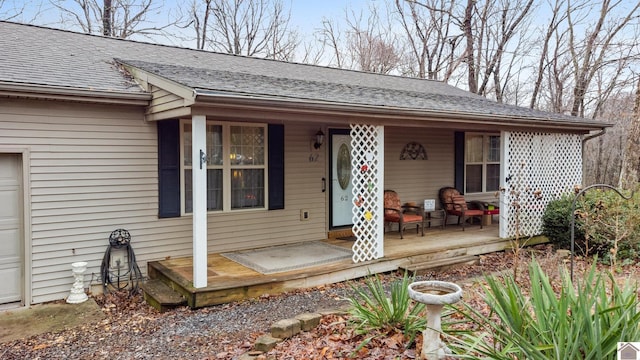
(142, 223, 545, 310)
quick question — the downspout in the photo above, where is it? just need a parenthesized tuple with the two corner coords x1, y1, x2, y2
(581, 128, 607, 185)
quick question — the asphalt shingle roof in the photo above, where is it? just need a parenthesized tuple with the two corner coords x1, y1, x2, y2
(0, 21, 606, 127)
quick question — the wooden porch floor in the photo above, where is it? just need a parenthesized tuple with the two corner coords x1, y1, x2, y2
(145, 223, 541, 309)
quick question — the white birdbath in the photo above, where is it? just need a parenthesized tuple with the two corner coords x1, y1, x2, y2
(408, 280, 463, 359)
(66, 261, 88, 304)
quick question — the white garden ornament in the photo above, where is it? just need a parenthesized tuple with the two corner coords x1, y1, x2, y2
(408, 280, 463, 359)
(66, 261, 89, 304)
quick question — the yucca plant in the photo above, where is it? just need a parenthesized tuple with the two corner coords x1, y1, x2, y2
(447, 259, 640, 359)
(346, 271, 426, 347)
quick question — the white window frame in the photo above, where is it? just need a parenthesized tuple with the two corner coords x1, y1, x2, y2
(180, 119, 268, 214)
(464, 133, 500, 194)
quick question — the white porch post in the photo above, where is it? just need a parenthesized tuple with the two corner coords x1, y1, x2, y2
(350, 124, 384, 262)
(499, 131, 509, 239)
(192, 115, 208, 288)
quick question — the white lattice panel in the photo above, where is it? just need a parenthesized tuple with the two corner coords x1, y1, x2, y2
(500, 132, 582, 238)
(350, 124, 384, 262)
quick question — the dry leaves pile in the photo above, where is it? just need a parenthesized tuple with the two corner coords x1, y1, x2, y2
(2, 245, 635, 360)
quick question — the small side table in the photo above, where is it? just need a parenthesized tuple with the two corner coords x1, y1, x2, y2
(425, 209, 446, 229)
(483, 208, 500, 226)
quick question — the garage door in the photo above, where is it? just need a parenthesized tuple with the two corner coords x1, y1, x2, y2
(0, 154, 22, 304)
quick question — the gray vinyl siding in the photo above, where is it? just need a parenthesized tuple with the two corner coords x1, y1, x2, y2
(0, 99, 192, 303)
(384, 127, 455, 207)
(0, 100, 329, 303)
(149, 86, 188, 114)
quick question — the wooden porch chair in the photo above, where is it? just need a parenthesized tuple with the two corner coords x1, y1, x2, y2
(383, 190, 424, 239)
(438, 187, 484, 231)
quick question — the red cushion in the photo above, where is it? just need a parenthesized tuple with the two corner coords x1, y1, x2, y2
(449, 208, 483, 216)
(385, 213, 401, 222)
(402, 214, 423, 222)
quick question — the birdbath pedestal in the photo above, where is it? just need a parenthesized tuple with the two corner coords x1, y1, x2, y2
(67, 261, 88, 304)
(408, 280, 463, 359)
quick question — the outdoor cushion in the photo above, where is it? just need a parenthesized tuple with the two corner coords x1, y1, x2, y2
(384, 191, 402, 215)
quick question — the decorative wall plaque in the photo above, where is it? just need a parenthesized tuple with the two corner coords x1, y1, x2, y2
(400, 142, 428, 160)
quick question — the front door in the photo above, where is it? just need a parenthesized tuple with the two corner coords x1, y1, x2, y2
(329, 129, 353, 228)
(0, 153, 23, 304)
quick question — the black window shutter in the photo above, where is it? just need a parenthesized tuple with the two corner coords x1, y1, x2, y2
(158, 119, 181, 218)
(454, 131, 465, 193)
(268, 124, 285, 210)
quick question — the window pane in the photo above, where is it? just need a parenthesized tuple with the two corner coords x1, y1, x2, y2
(465, 135, 483, 163)
(184, 170, 192, 213)
(486, 164, 500, 192)
(466, 164, 482, 193)
(231, 169, 265, 209)
(183, 123, 192, 166)
(230, 126, 264, 165)
(207, 169, 223, 211)
(207, 125, 223, 165)
(184, 169, 223, 212)
(487, 135, 500, 162)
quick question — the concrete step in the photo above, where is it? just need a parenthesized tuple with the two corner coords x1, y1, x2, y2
(399, 255, 480, 275)
(141, 279, 187, 312)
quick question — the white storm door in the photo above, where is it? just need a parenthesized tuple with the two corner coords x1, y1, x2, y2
(0, 154, 23, 304)
(330, 130, 353, 228)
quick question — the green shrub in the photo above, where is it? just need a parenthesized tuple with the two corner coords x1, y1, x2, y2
(542, 193, 583, 249)
(447, 260, 640, 359)
(577, 189, 640, 264)
(346, 272, 426, 347)
(542, 189, 640, 264)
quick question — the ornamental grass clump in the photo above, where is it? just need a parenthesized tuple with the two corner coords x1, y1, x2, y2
(447, 259, 640, 359)
(346, 272, 426, 348)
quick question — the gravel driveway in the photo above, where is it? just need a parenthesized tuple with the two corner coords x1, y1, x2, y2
(0, 283, 356, 359)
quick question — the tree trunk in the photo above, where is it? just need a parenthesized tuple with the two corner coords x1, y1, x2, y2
(463, 0, 476, 93)
(103, 0, 112, 36)
(619, 77, 640, 189)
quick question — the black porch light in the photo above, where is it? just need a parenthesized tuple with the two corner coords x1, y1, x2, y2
(314, 129, 325, 149)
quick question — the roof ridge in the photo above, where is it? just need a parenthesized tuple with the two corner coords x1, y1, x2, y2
(119, 58, 478, 99)
(1, 20, 447, 86)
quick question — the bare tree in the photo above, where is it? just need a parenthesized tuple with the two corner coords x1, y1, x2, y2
(618, 77, 640, 188)
(179, 0, 298, 60)
(311, 4, 402, 74)
(566, 0, 640, 117)
(394, 0, 460, 80)
(461, 0, 478, 93)
(1, 0, 24, 20)
(1, 0, 45, 21)
(458, 0, 535, 99)
(344, 6, 402, 74)
(49, 0, 172, 39)
(314, 18, 345, 68)
(529, 0, 568, 109)
(477, 0, 534, 97)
